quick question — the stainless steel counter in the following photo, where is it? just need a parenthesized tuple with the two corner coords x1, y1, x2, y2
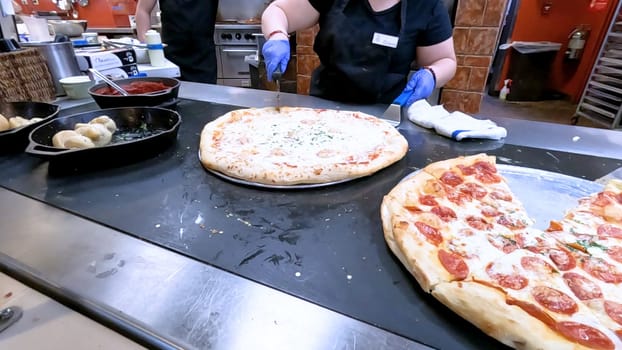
(1, 83, 621, 350)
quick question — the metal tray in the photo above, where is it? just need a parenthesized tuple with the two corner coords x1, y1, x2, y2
(403, 164, 603, 229)
(26, 107, 181, 168)
(0, 101, 60, 153)
(198, 150, 359, 189)
(499, 164, 603, 229)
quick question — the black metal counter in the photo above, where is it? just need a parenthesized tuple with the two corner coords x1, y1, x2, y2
(0, 98, 621, 349)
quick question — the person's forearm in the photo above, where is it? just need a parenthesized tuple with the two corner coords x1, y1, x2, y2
(135, 0, 155, 42)
(261, 3, 290, 40)
(427, 58, 457, 88)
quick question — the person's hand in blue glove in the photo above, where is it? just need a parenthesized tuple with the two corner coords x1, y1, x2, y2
(402, 68, 436, 107)
(262, 39, 290, 81)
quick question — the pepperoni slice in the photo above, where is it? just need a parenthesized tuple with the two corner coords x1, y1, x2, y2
(457, 162, 501, 184)
(532, 286, 578, 315)
(582, 257, 622, 284)
(490, 190, 513, 202)
(419, 195, 438, 207)
(555, 322, 614, 350)
(497, 215, 527, 230)
(440, 171, 463, 187)
(608, 246, 622, 264)
(475, 170, 502, 184)
(414, 222, 443, 246)
(446, 191, 468, 205)
(563, 272, 603, 300)
(431, 206, 457, 222)
(405, 205, 423, 213)
(460, 182, 487, 200)
(466, 216, 492, 231)
(481, 206, 500, 217)
(597, 224, 622, 239)
(438, 249, 469, 281)
(486, 263, 528, 290)
(549, 248, 576, 271)
(494, 273, 529, 290)
(473, 160, 498, 175)
(488, 235, 520, 254)
(593, 192, 613, 207)
(604, 300, 622, 326)
(521, 256, 555, 274)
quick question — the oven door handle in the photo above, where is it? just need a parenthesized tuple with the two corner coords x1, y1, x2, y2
(221, 48, 258, 54)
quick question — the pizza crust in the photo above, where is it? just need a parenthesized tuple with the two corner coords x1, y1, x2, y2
(199, 107, 408, 185)
(432, 281, 596, 350)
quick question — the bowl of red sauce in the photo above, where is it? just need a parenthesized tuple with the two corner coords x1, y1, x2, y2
(89, 77, 181, 108)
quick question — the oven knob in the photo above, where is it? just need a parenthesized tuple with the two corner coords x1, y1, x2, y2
(244, 33, 254, 40)
(235, 33, 242, 40)
(220, 33, 230, 40)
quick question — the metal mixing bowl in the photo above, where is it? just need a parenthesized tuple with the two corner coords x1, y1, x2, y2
(48, 20, 88, 37)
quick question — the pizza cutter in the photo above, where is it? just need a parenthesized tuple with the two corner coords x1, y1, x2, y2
(380, 88, 412, 127)
(272, 67, 283, 111)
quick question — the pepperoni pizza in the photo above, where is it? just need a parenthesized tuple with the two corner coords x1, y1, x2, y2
(381, 154, 622, 350)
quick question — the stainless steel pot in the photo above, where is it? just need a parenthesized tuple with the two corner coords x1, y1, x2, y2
(216, 0, 270, 22)
(48, 20, 87, 37)
(21, 41, 81, 96)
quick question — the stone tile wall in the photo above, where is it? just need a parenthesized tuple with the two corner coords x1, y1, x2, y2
(296, 25, 320, 95)
(295, 0, 508, 113)
(443, 0, 508, 113)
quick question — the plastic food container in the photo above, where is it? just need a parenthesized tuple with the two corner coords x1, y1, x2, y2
(59, 75, 94, 99)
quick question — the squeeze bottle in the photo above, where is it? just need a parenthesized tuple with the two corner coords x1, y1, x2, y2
(145, 30, 166, 67)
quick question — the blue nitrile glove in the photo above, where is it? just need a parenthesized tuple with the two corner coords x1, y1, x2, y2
(262, 40, 290, 81)
(402, 68, 436, 107)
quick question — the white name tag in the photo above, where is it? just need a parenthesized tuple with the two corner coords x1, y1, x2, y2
(372, 32, 399, 48)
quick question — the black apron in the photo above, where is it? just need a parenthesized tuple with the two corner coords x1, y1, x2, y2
(311, 0, 417, 104)
(159, 0, 218, 83)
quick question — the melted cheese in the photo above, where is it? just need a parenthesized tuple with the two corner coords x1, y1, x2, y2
(217, 109, 391, 164)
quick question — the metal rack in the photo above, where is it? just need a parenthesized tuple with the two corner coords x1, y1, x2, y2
(574, 1, 622, 129)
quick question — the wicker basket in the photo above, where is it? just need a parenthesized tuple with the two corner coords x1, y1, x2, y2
(0, 48, 56, 103)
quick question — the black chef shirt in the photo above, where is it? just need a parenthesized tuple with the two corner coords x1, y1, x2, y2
(306, 0, 452, 103)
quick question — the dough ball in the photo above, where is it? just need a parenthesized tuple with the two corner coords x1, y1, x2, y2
(75, 123, 112, 147)
(30, 117, 43, 123)
(0, 114, 9, 132)
(9, 116, 30, 129)
(53, 130, 80, 148)
(64, 135, 96, 149)
(52, 130, 95, 149)
(89, 115, 117, 133)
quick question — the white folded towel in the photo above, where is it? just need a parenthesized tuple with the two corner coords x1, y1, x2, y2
(407, 100, 507, 141)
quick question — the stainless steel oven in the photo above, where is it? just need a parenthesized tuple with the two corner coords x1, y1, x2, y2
(214, 23, 261, 87)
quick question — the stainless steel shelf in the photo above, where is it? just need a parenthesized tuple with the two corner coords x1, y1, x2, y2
(575, 0, 622, 128)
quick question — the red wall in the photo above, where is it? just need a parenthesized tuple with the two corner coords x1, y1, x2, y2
(18, 0, 135, 28)
(503, 0, 618, 102)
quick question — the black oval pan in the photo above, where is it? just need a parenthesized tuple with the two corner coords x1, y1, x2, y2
(0, 101, 60, 153)
(26, 107, 181, 168)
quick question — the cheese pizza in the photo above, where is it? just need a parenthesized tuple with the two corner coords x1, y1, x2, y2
(199, 107, 408, 186)
(381, 154, 622, 350)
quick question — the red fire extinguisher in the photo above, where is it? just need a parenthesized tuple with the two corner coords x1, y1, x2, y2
(590, 0, 608, 11)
